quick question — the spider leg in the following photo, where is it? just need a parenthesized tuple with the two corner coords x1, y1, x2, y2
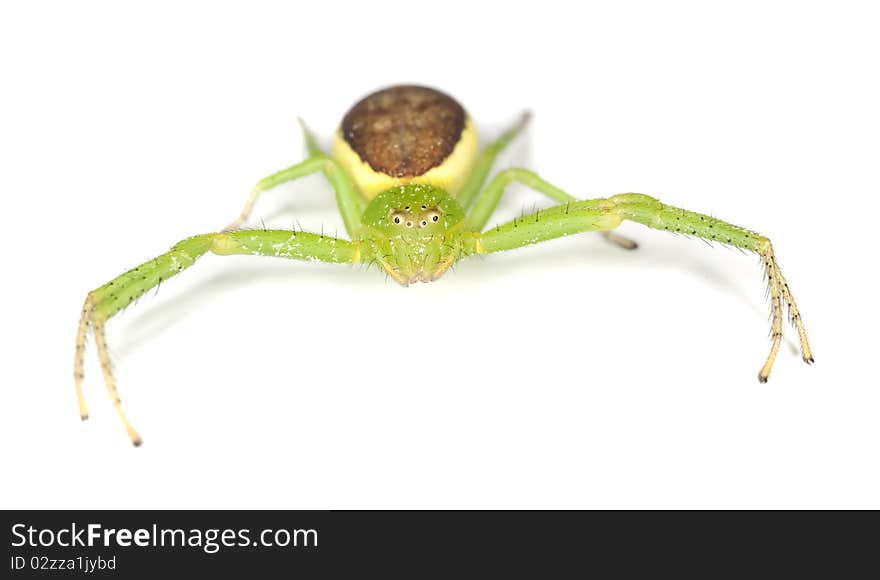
(75, 230, 362, 445)
(601, 230, 639, 250)
(474, 192, 812, 381)
(456, 112, 531, 210)
(466, 167, 638, 250)
(73, 295, 94, 420)
(74, 294, 143, 444)
(223, 120, 365, 236)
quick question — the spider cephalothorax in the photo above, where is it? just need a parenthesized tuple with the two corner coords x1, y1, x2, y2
(360, 184, 471, 284)
(75, 84, 813, 446)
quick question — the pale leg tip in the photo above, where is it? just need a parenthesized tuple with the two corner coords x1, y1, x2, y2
(758, 359, 775, 383)
(124, 424, 142, 447)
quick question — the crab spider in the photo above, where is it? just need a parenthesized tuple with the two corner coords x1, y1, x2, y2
(75, 85, 813, 446)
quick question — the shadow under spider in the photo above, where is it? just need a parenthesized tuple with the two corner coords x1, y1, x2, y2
(112, 257, 380, 358)
(113, 232, 798, 359)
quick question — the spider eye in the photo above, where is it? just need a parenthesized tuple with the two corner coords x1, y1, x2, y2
(405, 221, 413, 228)
(389, 210, 407, 225)
(422, 208, 442, 225)
(420, 220, 428, 227)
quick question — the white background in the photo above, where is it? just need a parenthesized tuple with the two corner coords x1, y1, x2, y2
(1, 1, 878, 509)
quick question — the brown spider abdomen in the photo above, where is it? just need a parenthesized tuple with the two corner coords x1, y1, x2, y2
(341, 85, 466, 178)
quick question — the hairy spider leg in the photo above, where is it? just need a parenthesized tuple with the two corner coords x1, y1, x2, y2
(75, 230, 361, 445)
(467, 166, 638, 250)
(475, 192, 812, 381)
(73, 295, 95, 419)
(468, 167, 577, 229)
(224, 122, 365, 235)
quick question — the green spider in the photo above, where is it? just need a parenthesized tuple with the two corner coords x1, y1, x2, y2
(75, 85, 813, 446)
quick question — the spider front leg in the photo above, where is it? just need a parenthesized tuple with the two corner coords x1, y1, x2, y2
(224, 120, 365, 235)
(467, 167, 639, 250)
(75, 230, 361, 445)
(475, 193, 812, 381)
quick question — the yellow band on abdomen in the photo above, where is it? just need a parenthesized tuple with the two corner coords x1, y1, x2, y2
(333, 117, 479, 200)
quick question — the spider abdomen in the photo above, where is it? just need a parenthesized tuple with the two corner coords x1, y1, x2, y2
(334, 85, 478, 199)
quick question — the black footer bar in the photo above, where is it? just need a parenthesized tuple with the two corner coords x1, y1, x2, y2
(2, 510, 874, 576)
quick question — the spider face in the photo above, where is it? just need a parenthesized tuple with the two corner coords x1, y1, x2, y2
(362, 183, 465, 237)
(360, 183, 470, 284)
